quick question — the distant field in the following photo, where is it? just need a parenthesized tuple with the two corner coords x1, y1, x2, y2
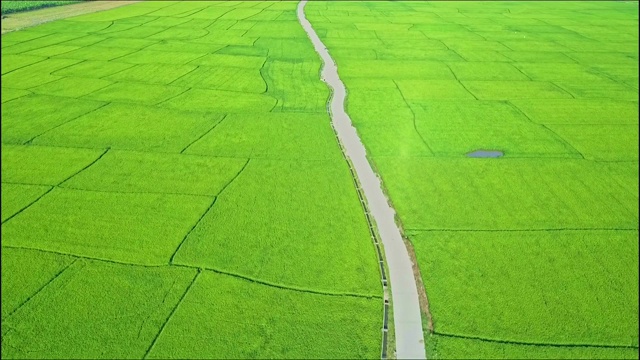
(307, 0, 639, 358)
(1, 1, 81, 15)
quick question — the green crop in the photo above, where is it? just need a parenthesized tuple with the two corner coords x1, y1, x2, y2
(307, 0, 639, 358)
(1, 1, 81, 15)
(1, 1, 383, 358)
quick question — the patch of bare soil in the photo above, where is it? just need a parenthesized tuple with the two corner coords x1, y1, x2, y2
(403, 237, 435, 333)
(2, 1, 140, 34)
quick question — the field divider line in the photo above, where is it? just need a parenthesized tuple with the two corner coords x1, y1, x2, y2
(298, 2, 427, 359)
(1, 186, 54, 225)
(56, 147, 111, 187)
(169, 196, 218, 264)
(392, 79, 435, 155)
(22, 102, 110, 146)
(180, 114, 228, 154)
(0, 244, 379, 300)
(434, 331, 640, 350)
(3, 258, 80, 320)
(143, 269, 201, 359)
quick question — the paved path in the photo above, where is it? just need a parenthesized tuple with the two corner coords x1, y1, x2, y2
(297, 1, 427, 359)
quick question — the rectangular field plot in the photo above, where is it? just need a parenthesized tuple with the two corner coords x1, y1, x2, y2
(409, 100, 581, 157)
(1, 88, 31, 103)
(1, 260, 197, 359)
(373, 158, 638, 230)
(82, 82, 187, 105)
(183, 113, 343, 161)
(461, 80, 573, 100)
(104, 63, 197, 85)
(63, 150, 247, 196)
(396, 80, 475, 100)
(160, 88, 276, 113)
(1, 188, 212, 265)
(338, 60, 455, 80)
(51, 60, 135, 78)
(412, 230, 639, 346)
(546, 124, 639, 161)
(1, 54, 45, 74)
(30, 77, 113, 98)
(170, 66, 266, 93)
(1, 145, 104, 185)
(511, 99, 639, 125)
(1, 94, 105, 144)
(32, 103, 224, 153)
(173, 159, 380, 296)
(147, 271, 381, 359)
(1, 247, 75, 318)
(427, 334, 639, 359)
(263, 59, 329, 112)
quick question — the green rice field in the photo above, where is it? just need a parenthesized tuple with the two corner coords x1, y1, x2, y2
(1, 0, 639, 359)
(1, 1, 381, 358)
(306, 1, 639, 358)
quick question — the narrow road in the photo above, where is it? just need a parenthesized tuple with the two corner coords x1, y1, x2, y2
(297, 1, 427, 359)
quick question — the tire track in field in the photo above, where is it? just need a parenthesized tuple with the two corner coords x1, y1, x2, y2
(297, 2, 427, 359)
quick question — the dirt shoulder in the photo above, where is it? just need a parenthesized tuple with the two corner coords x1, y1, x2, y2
(2, 1, 140, 34)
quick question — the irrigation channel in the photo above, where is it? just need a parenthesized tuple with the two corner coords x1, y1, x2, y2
(298, 1, 427, 359)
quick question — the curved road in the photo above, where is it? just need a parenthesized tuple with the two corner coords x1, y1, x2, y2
(297, 1, 427, 359)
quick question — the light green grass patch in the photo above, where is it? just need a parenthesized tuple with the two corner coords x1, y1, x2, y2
(546, 124, 639, 161)
(28, 19, 111, 34)
(171, 66, 266, 93)
(82, 82, 187, 105)
(188, 53, 265, 69)
(263, 59, 329, 112)
(338, 60, 454, 80)
(183, 113, 342, 160)
(511, 99, 639, 125)
(374, 158, 638, 230)
(64, 150, 247, 196)
(0, 247, 74, 318)
(97, 25, 166, 39)
(1, 260, 197, 358)
(455, 49, 512, 62)
(148, 271, 381, 359)
(501, 51, 578, 63)
(52, 45, 136, 61)
(215, 44, 269, 57)
(408, 100, 580, 157)
(462, 80, 572, 100)
(146, 27, 209, 41)
(254, 38, 318, 60)
(1, 183, 51, 222)
(1, 58, 83, 89)
(21, 44, 80, 57)
(1, 33, 86, 54)
(1, 88, 31, 103)
(30, 76, 112, 98)
(2, 188, 212, 265)
(1, 94, 105, 144)
(377, 48, 465, 62)
(173, 159, 380, 295)
(413, 230, 639, 346)
(514, 62, 609, 81)
(396, 80, 475, 100)
(353, 122, 434, 157)
(426, 334, 639, 359)
(105, 63, 197, 85)
(1, 145, 104, 185)
(553, 79, 638, 101)
(1, 54, 45, 75)
(115, 49, 207, 65)
(52, 60, 135, 78)
(33, 103, 223, 153)
(161, 88, 276, 113)
(93, 37, 158, 49)
(448, 62, 530, 81)
(144, 40, 225, 54)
